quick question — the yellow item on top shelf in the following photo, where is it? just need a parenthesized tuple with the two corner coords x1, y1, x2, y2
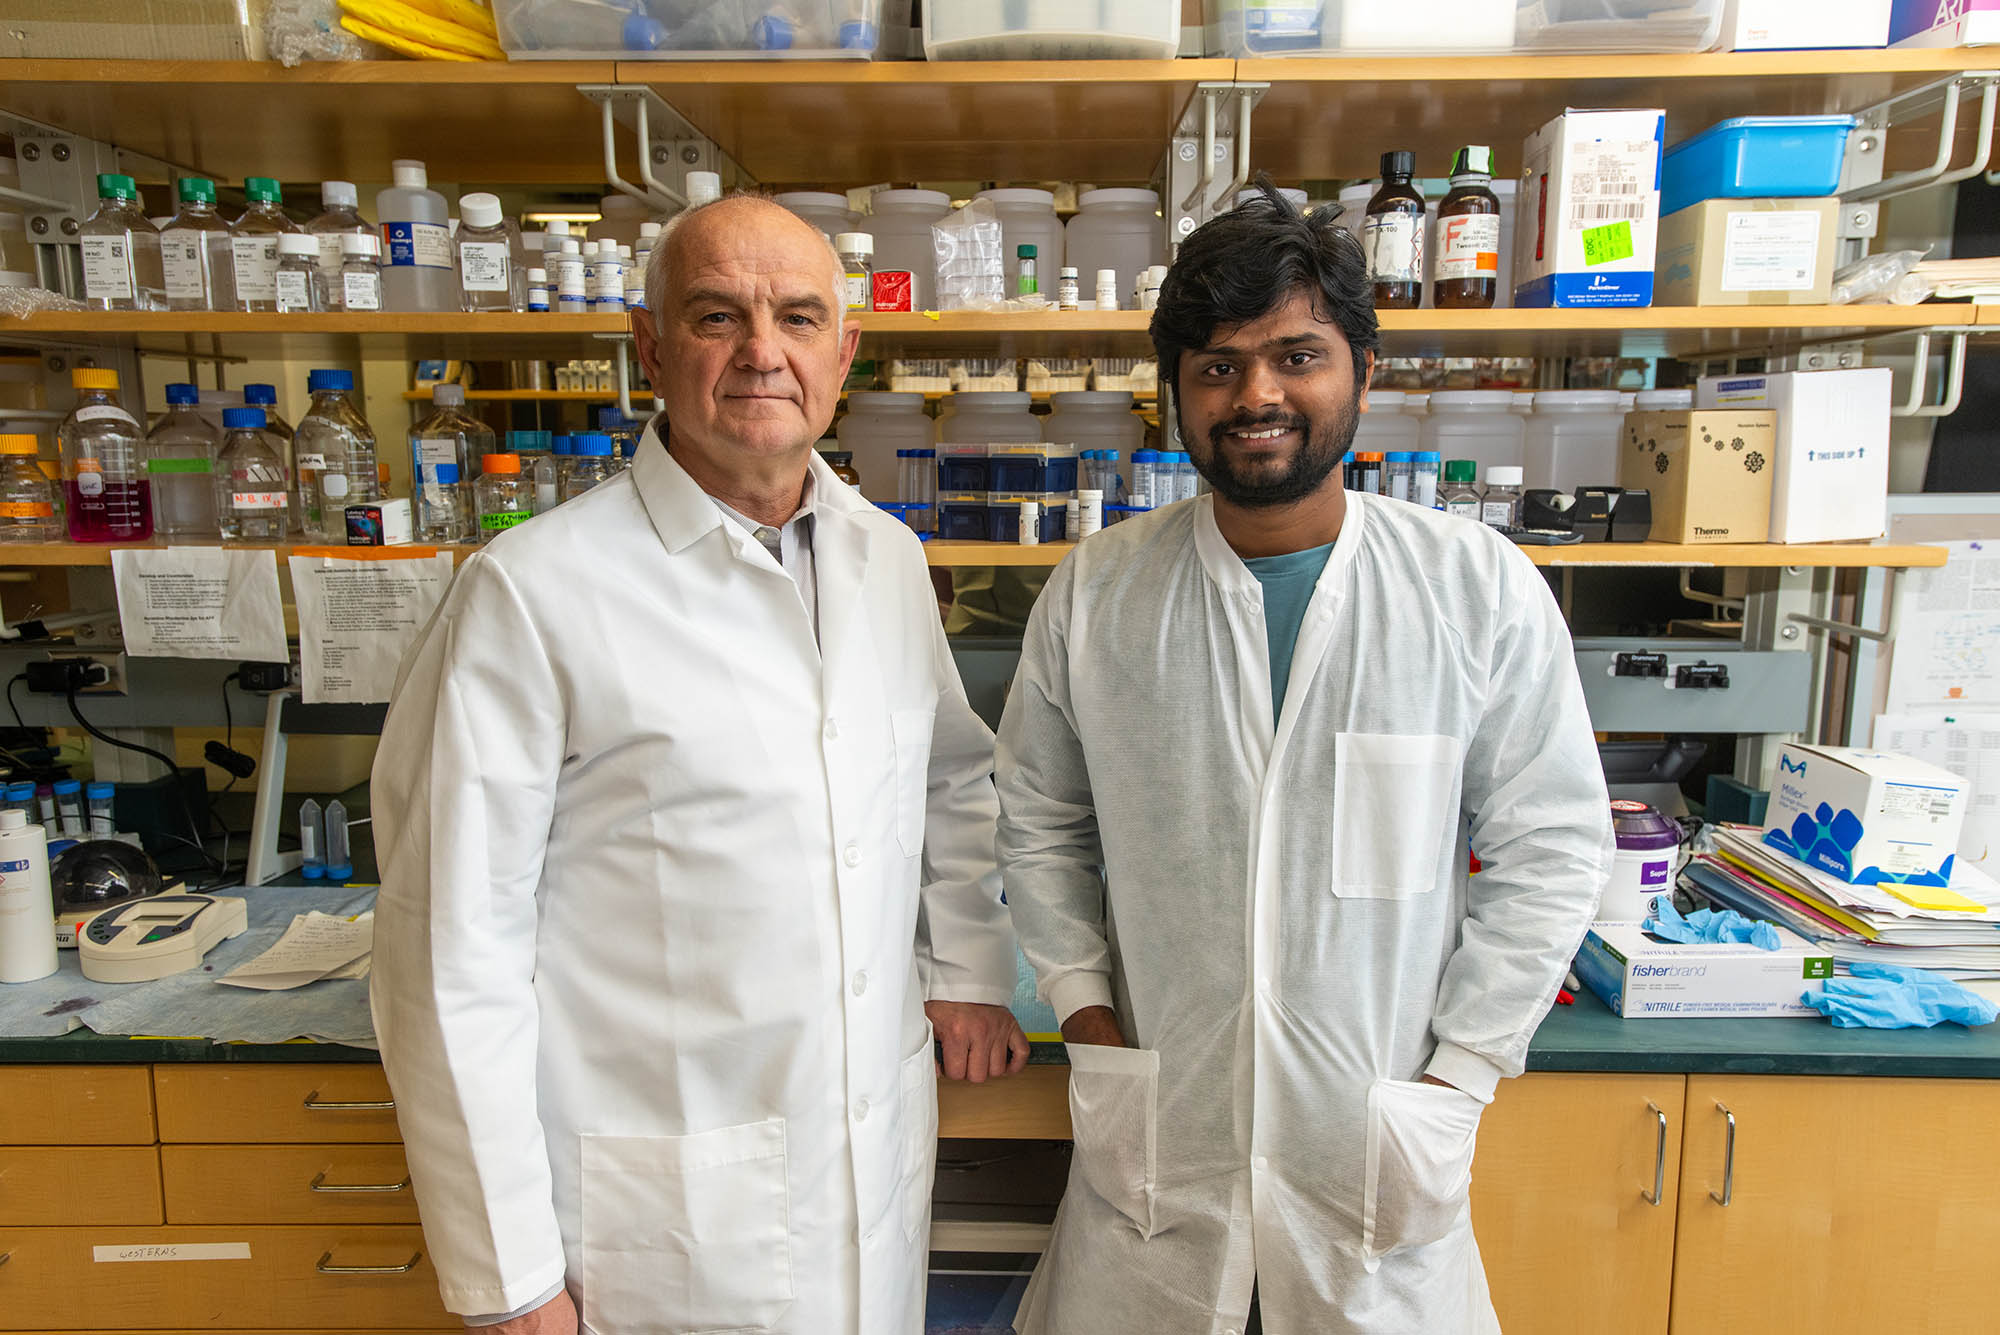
(340, 16, 481, 59)
(339, 0, 505, 58)
(401, 0, 499, 37)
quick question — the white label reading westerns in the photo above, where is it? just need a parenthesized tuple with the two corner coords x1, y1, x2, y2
(94, 1242, 252, 1263)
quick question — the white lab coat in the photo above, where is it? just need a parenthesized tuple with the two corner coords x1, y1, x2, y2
(370, 433, 1017, 1335)
(995, 492, 1613, 1335)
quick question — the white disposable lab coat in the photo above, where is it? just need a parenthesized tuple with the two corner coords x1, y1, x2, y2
(996, 493, 1613, 1335)
(370, 433, 1017, 1335)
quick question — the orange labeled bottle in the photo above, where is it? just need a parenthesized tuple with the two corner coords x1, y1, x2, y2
(1434, 145, 1501, 310)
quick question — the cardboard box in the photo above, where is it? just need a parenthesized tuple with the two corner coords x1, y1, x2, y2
(1764, 743, 1968, 887)
(0, 0, 261, 59)
(1513, 108, 1665, 309)
(1655, 198, 1838, 306)
(1695, 368, 1890, 543)
(1621, 410, 1776, 543)
(1575, 921, 1833, 1018)
(1716, 0, 1890, 48)
(1891, 0, 2000, 45)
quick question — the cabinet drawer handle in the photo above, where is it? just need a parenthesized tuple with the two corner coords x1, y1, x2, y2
(302, 1089, 395, 1112)
(1709, 1101, 1737, 1207)
(1642, 1101, 1667, 1206)
(0, 1250, 10, 1268)
(310, 1170, 412, 1194)
(315, 1250, 421, 1275)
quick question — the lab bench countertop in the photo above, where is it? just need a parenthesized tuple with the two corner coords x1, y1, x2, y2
(3, 988, 1999, 1078)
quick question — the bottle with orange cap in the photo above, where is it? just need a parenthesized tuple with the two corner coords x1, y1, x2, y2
(0, 434, 56, 543)
(55, 368, 151, 543)
(474, 451, 530, 544)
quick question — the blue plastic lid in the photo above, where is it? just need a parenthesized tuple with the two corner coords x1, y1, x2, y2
(838, 18, 876, 49)
(1134, 449, 1159, 462)
(46, 838, 75, 858)
(243, 383, 277, 405)
(222, 407, 266, 430)
(621, 439, 637, 459)
(622, 12, 666, 49)
(753, 12, 793, 48)
(1416, 451, 1441, 462)
(301, 861, 324, 880)
(575, 433, 614, 456)
(325, 861, 353, 880)
(84, 782, 113, 799)
(919, 449, 935, 458)
(308, 369, 353, 393)
(1388, 451, 1413, 463)
(506, 430, 546, 450)
(51, 779, 79, 795)
(553, 436, 572, 455)
(165, 383, 198, 405)
(4, 782, 33, 800)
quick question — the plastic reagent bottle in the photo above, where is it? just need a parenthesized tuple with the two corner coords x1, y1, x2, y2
(592, 238, 625, 312)
(293, 369, 380, 543)
(0, 807, 55, 984)
(1434, 145, 1500, 311)
(837, 233, 873, 312)
(79, 174, 162, 311)
(159, 177, 232, 312)
(144, 382, 220, 539)
(299, 798, 324, 880)
(622, 244, 643, 310)
(1481, 465, 1523, 530)
(476, 452, 532, 542)
(561, 433, 616, 501)
(1441, 459, 1482, 519)
(410, 384, 487, 543)
(336, 233, 382, 311)
(1364, 150, 1426, 310)
(307, 181, 373, 290)
(526, 268, 550, 313)
(215, 407, 290, 540)
(457, 192, 516, 312)
(685, 172, 722, 207)
(377, 160, 454, 313)
(58, 367, 152, 542)
(1057, 266, 1079, 311)
(0, 434, 56, 543)
(52, 780, 83, 838)
(230, 177, 297, 313)
(274, 233, 323, 313)
(1016, 244, 1038, 297)
(1095, 268, 1119, 311)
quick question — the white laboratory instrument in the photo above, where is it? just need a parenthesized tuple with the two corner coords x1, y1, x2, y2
(79, 893, 247, 983)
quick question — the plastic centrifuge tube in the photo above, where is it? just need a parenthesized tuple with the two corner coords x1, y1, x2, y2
(324, 798, 353, 882)
(299, 797, 324, 880)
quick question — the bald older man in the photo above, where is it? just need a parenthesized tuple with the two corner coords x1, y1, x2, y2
(372, 196, 1028, 1335)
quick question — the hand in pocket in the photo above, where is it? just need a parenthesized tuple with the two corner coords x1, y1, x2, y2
(1362, 1078, 1483, 1265)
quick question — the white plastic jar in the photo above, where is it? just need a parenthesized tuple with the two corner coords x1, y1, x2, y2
(1045, 391, 1143, 496)
(1351, 388, 1421, 456)
(1421, 389, 1524, 482)
(936, 391, 1042, 446)
(1065, 190, 1162, 315)
(866, 189, 952, 312)
(837, 392, 932, 502)
(1635, 388, 1694, 412)
(774, 191, 859, 242)
(975, 189, 1063, 283)
(1511, 391, 1537, 416)
(1523, 389, 1625, 494)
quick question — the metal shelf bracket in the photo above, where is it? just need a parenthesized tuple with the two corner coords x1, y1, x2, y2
(1842, 73, 2000, 206)
(1167, 82, 1269, 250)
(576, 85, 730, 213)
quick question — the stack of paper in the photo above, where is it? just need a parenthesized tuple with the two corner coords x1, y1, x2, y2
(217, 911, 373, 991)
(1687, 828, 2000, 978)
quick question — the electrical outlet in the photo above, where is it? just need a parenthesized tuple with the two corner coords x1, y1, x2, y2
(70, 619, 125, 651)
(43, 652, 127, 695)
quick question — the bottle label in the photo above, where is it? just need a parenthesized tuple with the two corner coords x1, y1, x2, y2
(1446, 498, 1479, 520)
(1362, 213, 1424, 284)
(161, 233, 209, 301)
(145, 457, 211, 474)
(76, 467, 104, 497)
(79, 235, 134, 300)
(315, 233, 345, 277)
(321, 471, 351, 500)
(844, 272, 869, 311)
(383, 220, 451, 270)
(1434, 214, 1501, 281)
(295, 453, 329, 471)
(459, 240, 512, 292)
(414, 436, 459, 467)
(0, 502, 52, 519)
(1481, 500, 1514, 527)
(230, 235, 280, 302)
(592, 263, 624, 302)
(231, 492, 287, 510)
(73, 405, 138, 427)
(480, 510, 530, 531)
(341, 270, 381, 311)
(274, 268, 314, 313)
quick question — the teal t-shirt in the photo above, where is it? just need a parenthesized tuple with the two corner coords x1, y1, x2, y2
(1243, 541, 1336, 721)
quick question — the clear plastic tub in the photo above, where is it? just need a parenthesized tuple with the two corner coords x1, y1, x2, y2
(1660, 116, 1858, 217)
(925, 0, 1179, 58)
(1065, 190, 1164, 316)
(1214, 0, 1722, 54)
(496, 0, 886, 58)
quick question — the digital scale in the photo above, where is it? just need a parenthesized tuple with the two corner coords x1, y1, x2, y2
(78, 893, 248, 983)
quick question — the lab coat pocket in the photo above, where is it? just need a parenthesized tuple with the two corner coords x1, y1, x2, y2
(1065, 1042, 1160, 1240)
(580, 1121, 793, 1335)
(891, 707, 935, 858)
(1362, 1078, 1483, 1268)
(1332, 732, 1463, 899)
(899, 1023, 939, 1242)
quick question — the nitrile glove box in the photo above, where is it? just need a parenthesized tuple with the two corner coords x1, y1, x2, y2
(1763, 743, 1968, 887)
(1694, 368, 1890, 543)
(1513, 108, 1665, 309)
(1575, 921, 1833, 1018)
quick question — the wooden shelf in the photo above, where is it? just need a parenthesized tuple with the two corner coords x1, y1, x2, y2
(1372, 304, 1978, 359)
(398, 387, 1157, 405)
(0, 540, 478, 567)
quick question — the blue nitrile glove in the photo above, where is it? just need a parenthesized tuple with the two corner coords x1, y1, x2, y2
(1805, 961, 2000, 1029)
(1645, 897, 1782, 951)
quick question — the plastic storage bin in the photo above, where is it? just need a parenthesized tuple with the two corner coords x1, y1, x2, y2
(496, 0, 886, 58)
(989, 446, 1080, 494)
(1515, 0, 1724, 51)
(925, 0, 1179, 58)
(1214, 0, 1723, 54)
(988, 495, 1069, 543)
(1660, 116, 1858, 216)
(938, 493, 991, 540)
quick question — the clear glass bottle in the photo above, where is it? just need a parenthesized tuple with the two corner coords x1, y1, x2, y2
(376, 160, 454, 313)
(273, 233, 323, 313)
(159, 176, 232, 312)
(561, 433, 615, 501)
(1057, 266, 1079, 311)
(79, 173, 163, 312)
(229, 177, 298, 314)
(292, 369, 380, 543)
(836, 232, 873, 312)
(409, 384, 490, 543)
(243, 383, 293, 445)
(0, 434, 57, 543)
(1364, 150, 1426, 310)
(1480, 465, 1522, 530)
(306, 180, 371, 293)
(334, 232, 382, 312)
(1441, 459, 1482, 520)
(1015, 243, 1038, 297)
(57, 367, 151, 542)
(144, 382, 220, 539)
(1434, 145, 1500, 311)
(456, 192, 517, 313)
(475, 452, 531, 543)
(215, 407, 290, 540)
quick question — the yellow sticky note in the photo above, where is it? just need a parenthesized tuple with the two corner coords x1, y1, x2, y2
(1879, 881, 1986, 914)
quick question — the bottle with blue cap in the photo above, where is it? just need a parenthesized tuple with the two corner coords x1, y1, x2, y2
(324, 798, 353, 883)
(242, 382, 293, 444)
(144, 383, 221, 539)
(505, 431, 556, 514)
(84, 782, 114, 837)
(561, 433, 616, 502)
(216, 407, 290, 540)
(505, 0, 667, 50)
(51, 779, 83, 839)
(294, 369, 380, 542)
(3, 782, 35, 819)
(409, 385, 491, 543)
(300, 798, 324, 880)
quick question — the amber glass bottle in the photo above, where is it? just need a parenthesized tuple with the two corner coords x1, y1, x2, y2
(1363, 151, 1426, 310)
(1433, 145, 1501, 310)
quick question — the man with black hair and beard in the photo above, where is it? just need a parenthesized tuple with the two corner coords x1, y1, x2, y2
(992, 183, 1615, 1335)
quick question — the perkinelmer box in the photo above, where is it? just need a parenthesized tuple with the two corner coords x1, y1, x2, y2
(1513, 108, 1665, 308)
(1763, 743, 1968, 887)
(1575, 921, 1832, 1019)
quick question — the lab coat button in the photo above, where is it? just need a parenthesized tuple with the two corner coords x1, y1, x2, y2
(851, 970, 868, 996)
(824, 717, 839, 740)
(853, 1098, 869, 1122)
(843, 845, 862, 868)
(1253, 1155, 1269, 1172)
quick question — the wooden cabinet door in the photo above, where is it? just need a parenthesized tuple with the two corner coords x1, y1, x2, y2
(0, 1068, 154, 1146)
(154, 1065, 399, 1144)
(162, 1144, 419, 1224)
(1472, 1072, 1685, 1335)
(1672, 1075, 2000, 1335)
(0, 1147, 161, 1225)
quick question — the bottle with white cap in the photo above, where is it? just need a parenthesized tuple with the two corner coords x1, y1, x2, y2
(592, 239, 625, 312)
(526, 267, 549, 313)
(1481, 465, 1523, 529)
(273, 233, 324, 313)
(0, 806, 54, 984)
(621, 243, 642, 310)
(686, 171, 723, 208)
(307, 181, 372, 290)
(1095, 268, 1119, 311)
(335, 233, 382, 312)
(456, 192, 517, 312)
(376, 159, 453, 313)
(557, 256, 589, 314)
(551, 235, 586, 301)
(837, 233, 873, 312)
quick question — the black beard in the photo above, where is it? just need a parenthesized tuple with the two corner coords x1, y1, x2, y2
(1188, 395, 1361, 508)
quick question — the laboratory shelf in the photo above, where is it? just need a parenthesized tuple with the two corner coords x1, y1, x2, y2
(0, 541, 476, 568)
